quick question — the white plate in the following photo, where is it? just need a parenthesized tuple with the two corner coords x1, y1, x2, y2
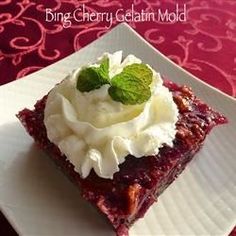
(0, 23, 235, 236)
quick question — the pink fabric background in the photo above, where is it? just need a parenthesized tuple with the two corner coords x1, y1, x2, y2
(0, 0, 235, 235)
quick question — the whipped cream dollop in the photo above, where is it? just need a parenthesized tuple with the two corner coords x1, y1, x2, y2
(44, 51, 179, 179)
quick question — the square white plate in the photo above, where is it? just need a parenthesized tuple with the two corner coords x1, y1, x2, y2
(0, 23, 235, 236)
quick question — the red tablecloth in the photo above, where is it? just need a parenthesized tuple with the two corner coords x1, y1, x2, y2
(0, 0, 235, 235)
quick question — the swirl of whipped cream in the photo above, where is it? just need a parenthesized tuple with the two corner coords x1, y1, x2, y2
(44, 51, 179, 179)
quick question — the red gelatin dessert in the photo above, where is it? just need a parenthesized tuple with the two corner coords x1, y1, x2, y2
(17, 52, 227, 236)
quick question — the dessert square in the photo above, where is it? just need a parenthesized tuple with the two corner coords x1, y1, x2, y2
(17, 52, 227, 236)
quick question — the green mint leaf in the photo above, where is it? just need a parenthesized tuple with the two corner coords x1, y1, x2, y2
(109, 72, 151, 105)
(76, 67, 109, 92)
(76, 58, 110, 92)
(123, 63, 153, 85)
(99, 57, 109, 80)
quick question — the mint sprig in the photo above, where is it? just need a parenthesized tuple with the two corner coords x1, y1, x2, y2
(76, 58, 153, 105)
(76, 58, 110, 92)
